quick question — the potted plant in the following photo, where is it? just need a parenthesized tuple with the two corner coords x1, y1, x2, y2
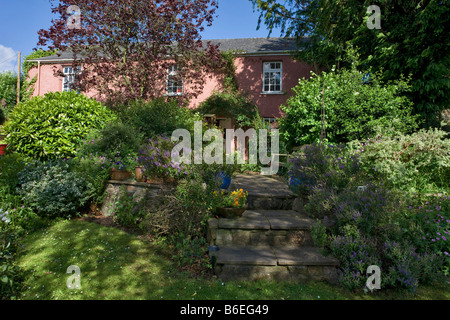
(0, 126, 7, 156)
(215, 152, 239, 189)
(109, 152, 137, 181)
(134, 165, 146, 182)
(213, 188, 248, 218)
(137, 135, 188, 184)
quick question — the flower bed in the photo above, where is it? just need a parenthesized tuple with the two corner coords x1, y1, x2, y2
(288, 143, 449, 291)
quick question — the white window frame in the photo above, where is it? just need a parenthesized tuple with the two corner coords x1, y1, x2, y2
(262, 62, 282, 94)
(166, 65, 183, 96)
(263, 117, 277, 124)
(62, 66, 81, 92)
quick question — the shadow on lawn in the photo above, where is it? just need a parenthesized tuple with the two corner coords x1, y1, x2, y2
(19, 217, 179, 299)
(18, 217, 450, 300)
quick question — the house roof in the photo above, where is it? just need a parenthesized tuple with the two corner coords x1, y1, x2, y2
(206, 37, 302, 55)
(27, 37, 303, 63)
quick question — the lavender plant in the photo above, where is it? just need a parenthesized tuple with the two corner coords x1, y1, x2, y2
(288, 143, 373, 196)
(291, 143, 448, 291)
(137, 135, 189, 182)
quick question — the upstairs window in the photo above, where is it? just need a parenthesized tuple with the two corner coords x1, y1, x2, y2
(62, 66, 81, 92)
(264, 117, 277, 124)
(262, 62, 282, 93)
(166, 65, 183, 96)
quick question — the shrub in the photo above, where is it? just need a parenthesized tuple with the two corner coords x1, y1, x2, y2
(0, 209, 25, 300)
(77, 122, 142, 171)
(16, 160, 92, 219)
(278, 67, 419, 149)
(139, 163, 222, 270)
(310, 219, 329, 248)
(3, 91, 117, 160)
(349, 128, 450, 193)
(380, 240, 444, 291)
(196, 90, 259, 128)
(71, 154, 111, 205)
(118, 98, 200, 139)
(0, 105, 5, 125)
(0, 153, 28, 194)
(0, 72, 19, 116)
(287, 143, 378, 197)
(137, 134, 189, 182)
(328, 234, 380, 291)
(0, 154, 50, 236)
(401, 194, 450, 277)
(291, 142, 448, 291)
(113, 186, 146, 228)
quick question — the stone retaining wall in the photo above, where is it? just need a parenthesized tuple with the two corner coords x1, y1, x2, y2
(100, 180, 170, 216)
(207, 218, 313, 247)
(214, 264, 339, 283)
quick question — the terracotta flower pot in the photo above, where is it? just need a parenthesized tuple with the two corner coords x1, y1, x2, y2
(110, 169, 132, 181)
(216, 205, 247, 219)
(135, 166, 146, 182)
(0, 144, 7, 156)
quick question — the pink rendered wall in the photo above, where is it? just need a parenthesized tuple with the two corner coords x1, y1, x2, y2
(30, 55, 313, 118)
(28, 64, 97, 98)
(187, 55, 313, 118)
(234, 55, 313, 118)
(28, 64, 63, 97)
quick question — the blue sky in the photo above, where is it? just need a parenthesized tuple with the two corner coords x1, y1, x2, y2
(0, 0, 281, 73)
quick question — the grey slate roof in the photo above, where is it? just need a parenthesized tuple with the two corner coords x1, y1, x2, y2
(205, 37, 301, 54)
(27, 37, 303, 63)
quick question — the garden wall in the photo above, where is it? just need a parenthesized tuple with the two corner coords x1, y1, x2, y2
(100, 180, 170, 217)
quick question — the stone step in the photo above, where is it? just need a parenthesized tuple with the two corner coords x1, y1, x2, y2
(246, 194, 295, 210)
(208, 174, 340, 283)
(212, 246, 340, 282)
(207, 210, 316, 247)
(230, 174, 295, 210)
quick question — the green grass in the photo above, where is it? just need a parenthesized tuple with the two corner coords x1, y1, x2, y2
(16, 219, 450, 300)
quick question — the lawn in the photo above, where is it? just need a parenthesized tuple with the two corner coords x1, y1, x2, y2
(16, 219, 450, 300)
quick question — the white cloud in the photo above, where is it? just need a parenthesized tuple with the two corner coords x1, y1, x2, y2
(0, 45, 17, 73)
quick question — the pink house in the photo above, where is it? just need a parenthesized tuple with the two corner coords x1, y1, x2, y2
(27, 38, 314, 122)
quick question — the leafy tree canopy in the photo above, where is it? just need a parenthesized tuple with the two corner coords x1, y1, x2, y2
(37, 0, 224, 106)
(251, 0, 450, 126)
(278, 47, 420, 148)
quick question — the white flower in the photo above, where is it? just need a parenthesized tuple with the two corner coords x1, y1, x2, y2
(0, 209, 10, 223)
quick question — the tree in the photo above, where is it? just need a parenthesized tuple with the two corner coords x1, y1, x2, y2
(278, 62, 419, 149)
(37, 0, 224, 105)
(251, 0, 450, 127)
(0, 50, 58, 117)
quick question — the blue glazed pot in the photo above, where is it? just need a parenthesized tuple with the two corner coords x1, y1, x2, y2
(288, 175, 315, 189)
(289, 176, 302, 187)
(217, 171, 232, 189)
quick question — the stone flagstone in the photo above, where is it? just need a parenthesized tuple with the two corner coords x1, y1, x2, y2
(210, 174, 340, 283)
(215, 246, 277, 266)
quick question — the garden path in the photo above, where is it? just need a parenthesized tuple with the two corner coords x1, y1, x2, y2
(208, 173, 339, 282)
